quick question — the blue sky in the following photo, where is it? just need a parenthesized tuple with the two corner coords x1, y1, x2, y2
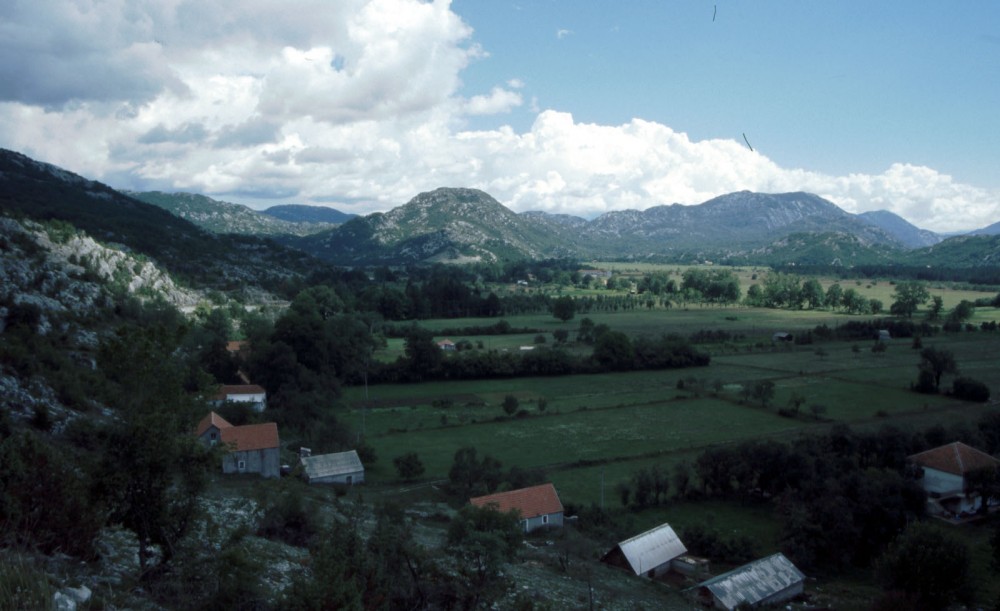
(0, 0, 997, 232)
(453, 1, 1000, 186)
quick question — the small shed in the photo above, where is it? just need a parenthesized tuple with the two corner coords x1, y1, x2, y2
(877, 329, 892, 342)
(909, 441, 1000, 515)
(470, 483, 564, 533)
(695, 553, 805, 610)
(601, 522, 687, 579)
(301, 450, 365, 485)
(437, 338, 456, 351)
(771, 332, 793, 343)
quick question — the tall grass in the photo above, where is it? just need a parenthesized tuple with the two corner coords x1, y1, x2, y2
(0, 555, 53, 611)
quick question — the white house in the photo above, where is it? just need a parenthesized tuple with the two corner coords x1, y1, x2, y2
(600, 522, 688, 579)
(908, 441, 1000, 516)
(470, 483, 564, 533)
(300, 450, 365, 485)
(695, 553, 805, 610)
(213, 384, 267, 412)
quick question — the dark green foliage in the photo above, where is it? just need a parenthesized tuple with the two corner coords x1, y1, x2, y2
(0, 431, 103, 558)
(444, 504, 522, 609)
(681, 524, 757, 564)
(403, 325, 443, 380)
(355, 440, 377, 466)
(874, 523, 972, 610)
(448, 446, 503, 498)
(592, 330, 633, 370)
(92, 325, 213, 577)
(502, 394, 519, 416)
(393, 452, 426, 480)
(283, 522, 366, 610)
(951, 377, 990, 402)
(890, 281, 930, 318)
(918, 346, 958, 391)
(256, 481, 319, 547)
(551, 295, 576, 322)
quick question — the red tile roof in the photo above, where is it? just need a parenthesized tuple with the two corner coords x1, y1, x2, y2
(909, 441, 1000, 476)
(470, 483, 563, 520)
(195, 411, 233, 437)
(221, 422, 279, 452)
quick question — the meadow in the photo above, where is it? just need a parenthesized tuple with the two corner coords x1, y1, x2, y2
(346, 296, 1000, 502)
(335, 284, 1000, 608)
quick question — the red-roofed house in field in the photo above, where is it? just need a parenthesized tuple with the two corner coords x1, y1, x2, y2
(909, 441, 1000, 516)
(195, 411, 280, 478)
(470, 483, 564, 532)
(213, 384, 267, 412)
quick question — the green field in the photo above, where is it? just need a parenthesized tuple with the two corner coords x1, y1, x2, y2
(326, 297, 1000, 608)
(346, 305, 1000, 499)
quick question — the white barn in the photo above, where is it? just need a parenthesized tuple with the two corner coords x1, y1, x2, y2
(300, 450, 365, 485)
(695, 553, 805, 610)
(600, 522, 687, 579)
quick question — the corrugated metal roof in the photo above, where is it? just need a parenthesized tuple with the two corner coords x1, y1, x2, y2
(698, 553, 805, 610)
(301, 450, 364, 479)
(610, 522, 687, 575)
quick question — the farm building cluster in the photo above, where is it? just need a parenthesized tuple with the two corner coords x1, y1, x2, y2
(466, 483, 809, 609)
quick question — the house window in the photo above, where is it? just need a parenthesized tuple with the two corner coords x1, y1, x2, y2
(238, 460, 246, 471)
(346, 475, 353, 485)
(542, 515, 549, 524)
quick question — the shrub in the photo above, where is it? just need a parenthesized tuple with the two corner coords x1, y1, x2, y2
(952, 377, 990, 402)
(257, 482, 318, 547)
(393, 452, 426, 481)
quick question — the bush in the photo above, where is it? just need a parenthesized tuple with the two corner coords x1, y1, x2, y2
(393, 452, 425, 481)
(256, 482, 318, 547)
(951, 377, 990, 402)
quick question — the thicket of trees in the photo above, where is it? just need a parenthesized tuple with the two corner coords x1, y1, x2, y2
(610, 412, 1000, 609)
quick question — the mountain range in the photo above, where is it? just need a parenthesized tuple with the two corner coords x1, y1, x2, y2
(3, 147, 1000, 270)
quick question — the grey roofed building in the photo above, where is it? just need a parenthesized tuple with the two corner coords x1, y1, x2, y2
(300, 450, 365, 485)
(600, 522, 687, 578)
(695, 552, 805, 610)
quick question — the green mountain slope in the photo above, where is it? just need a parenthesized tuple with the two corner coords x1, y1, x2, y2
(127, 191, 337, 236)
(292, 187, 575, 264)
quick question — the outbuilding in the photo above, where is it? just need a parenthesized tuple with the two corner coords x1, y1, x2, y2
(300, 450, 366, 485)
(695, 553, 805, 610)
(601, 522, 687, 579)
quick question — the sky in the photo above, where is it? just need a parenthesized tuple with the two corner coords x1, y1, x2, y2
(1, 0, 998, 233)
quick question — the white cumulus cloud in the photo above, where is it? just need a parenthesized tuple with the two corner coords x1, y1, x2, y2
(0, 0, 997, 234)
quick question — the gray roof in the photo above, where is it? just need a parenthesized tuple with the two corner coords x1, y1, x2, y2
(611, 522, 687, 575)
(301, 450, 364, 480)
(697, 553, 805, 609)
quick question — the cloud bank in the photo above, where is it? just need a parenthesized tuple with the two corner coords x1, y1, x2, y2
(0, 0, 996, 233)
